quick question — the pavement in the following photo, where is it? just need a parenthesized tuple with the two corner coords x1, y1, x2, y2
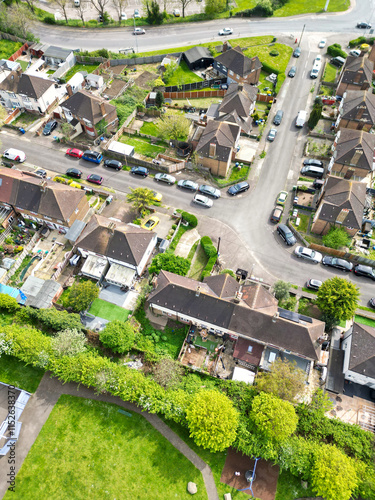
(0, 374, 219, 500)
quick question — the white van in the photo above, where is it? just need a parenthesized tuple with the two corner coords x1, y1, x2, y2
(296, 110, 307, 128)
(310, 60, 321, 79)
(74, 0, 80, 7)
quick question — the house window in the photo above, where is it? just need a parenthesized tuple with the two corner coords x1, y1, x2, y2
(247, 345, 253, 353)
(22, 96, 30, 103)
(75, 209, 79, 214)
(229, 70, 234, 76)
(236, 74, 240, 79)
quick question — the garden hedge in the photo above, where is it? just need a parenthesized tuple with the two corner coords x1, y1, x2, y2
(181, 211, 198, 228)
(327, 43, 347, 59)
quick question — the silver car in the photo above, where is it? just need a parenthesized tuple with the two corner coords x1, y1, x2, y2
(178, 179, 198, 191)
(198, 184, 221, 199)
(155, 173, 176, 185)
(294, 246, 323, 264)
(193, 194, 213, 208)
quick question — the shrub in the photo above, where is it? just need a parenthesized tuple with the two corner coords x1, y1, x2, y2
(0, 293, 20, 313)
(44, 15, 56, 24)
(181, 211, 198, 228)
(54, 176, 69, 185)
(24, 307, 83, 332)
(99, 320, 136, 353)
(235, 0, 273, 17)
(322, 227, 351, 249)
(349, 36, 367, 48)
(201, 236, 217, 258)
(269, 49, 279, 57)
(51, 328, 87, 357)
(327, 43, 347, 59)
(221, 269, 236, 278)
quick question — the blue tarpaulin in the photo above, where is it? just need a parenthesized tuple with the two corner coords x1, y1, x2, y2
(0, 284, 27, 305)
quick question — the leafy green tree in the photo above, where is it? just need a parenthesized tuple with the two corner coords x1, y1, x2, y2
(273, 280, 290, 301)
(251, 392, 298, 442)
(153, 358, 184, 389)
(99, 320, 136, 353)
(158, 115, 190, 141)
(322, 226, 351, 249)
(186, 389, 239, 452)
(278, 435, 320, 480)
(51, 328, 87, 357)
(153, 77, 165, 88)
(307, 104, 322, 130)
(205, 0, 226, 15)
(126, 187, 156, 214)
(67, 280, 99, 312)
(146, 0, 163, 24)
(16, 307, 83, 332)
(0, 293, 20, 313)
(311, 444, 358, 500)
(256, 359, 306, 403)
(162, 61, 177, 84)
(316, 277, 359, 321)
(353, 461, 375, 500)
(155, 90, 164, 108)
(149, 253, 190, 276)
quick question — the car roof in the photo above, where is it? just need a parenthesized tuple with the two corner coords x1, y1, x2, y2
(356, 264, 373, 272)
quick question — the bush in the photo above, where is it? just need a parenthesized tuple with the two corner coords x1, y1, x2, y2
(327, 43, 347, 59)
(100, 320, 136, 353)
(181, 211, 198, 228)
(54, 176, 69, 185)
(44, 15, 56, 24)
(0, 293, 20, 313)
(269, 49, 279, 57)
(201, 236, 217, 258)
(322, 227, 351, 249)
(349, 36, 367, 48)
(235, 0, 273, 17)
(221, 269, 236, 278)
(24, 307, 83, 332)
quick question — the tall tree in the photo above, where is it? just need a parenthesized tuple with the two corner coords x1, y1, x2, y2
(205, 0, 226, 15)
(90, 0, 110, 18)
(126, 187, 156, 214)
(256, 359, 306, 403)
(250, 392, 298, 442)
(311, 444, 358, 500)
(99, 320, 136, 353)
(146, 0, 163, 24)
(316, 276, 360, 321)
(177, 0, 195, 17)
(1, 3, 35, 39)
(112, 0, 128, 23)
(272, 279, 291, 301)
(51, 328, 87, 357)
(67, 280, 99, 312)
(76, 0, 89, 25)
(186, 389, 239, 452)
(53, 0, 70, 23)
(158, 115, 190, 141)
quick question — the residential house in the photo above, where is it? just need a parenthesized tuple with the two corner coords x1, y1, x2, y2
(182, 47, 214, 71)
(41, 46, 75, 68)
(335, 89, 375, 132)
(207, 82, 257, 134)
(0, 70, 58, 114)
(0, 60, 21, 85)
(213, 46, 262, 85)
(74, 215, 157, 285)
(336, 56, 374, 96)
(85, 73, 104, 90)
(148, 270, 325, 373)
(368, 44, 375, 64)
(0, 168, 90, 232)
(195, 120, 241, 177)
(328, 128, 375, 180)
(342, 322, 375, 390)
(61, 89, 118, 137)
(311, 176, 367, 236)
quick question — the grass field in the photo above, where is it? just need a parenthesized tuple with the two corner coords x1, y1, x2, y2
(0, 354, 44, 393)
(273, 0, 349, 16)
(120, 134, 167, 158)
(214, 164, 250, 186)
(354, 315, 375, 328)
(188, 244, 208, 280)
(5, 395, 207, 500)
(16, 59, 28, 71)
(0, 40, 22, 60)
(166, 60, 204, 86)
(140, 121, 159, 136)
(89, 298, 130, 322)
(291, 213, 310, 233)
(322, 63, 338, 83)
(64, 63, 99, 81)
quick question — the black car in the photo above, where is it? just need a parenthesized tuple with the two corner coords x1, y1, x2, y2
(66, 167, 82, 179)
(35, 169, 47, 178)
(354, 264, 375, 281)
(131, 166, 149, 177)
(303, 159, 323, 168)
(273, 110, 284, 126)
(293, 47, 301, 58)
(288, 66, 297, 78)
(43, 120, 58, 136)
(306, 279, 322, 291)
(227, 181, 249, 196)
(104, 159, 122, 171)
(277, 224, 297, 246)
(357, 22, 371, 29)
(322, 256, 353, 272)
(369, 297, 375, 308)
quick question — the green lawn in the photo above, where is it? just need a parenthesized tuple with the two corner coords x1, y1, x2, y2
(63, 63, 99, 82)
(12, 112, 41, 127)
(5, 395, 207, 500)
(214, 164, 250, 186)
(354, 315, 375, 328)
(140, 121, 159, 136)
(89, 298, 130, 322)
(165, 60, 203, 86)
(273, 0, 349, 16)
(243, 43, 293, 76)
(0, 354, 44, 393)
(188, 244, 208, 280)
(322, 63, 338, 83)
(302, 287, 318, 294)
(120, 134, 167, 158)
(0, 40, 22, 59)
(16, 59, 28, 71)
(292, 213, 310, 233)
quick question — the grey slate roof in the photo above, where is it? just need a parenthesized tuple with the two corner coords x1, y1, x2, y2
(218, 82, 257, 116)
(0, 71, 54, 99)
(347, 322, 375, 379)
(75, 214, 155, 266)
(340, 89, 375, 125)
(43, 45, 72, 60)
(183, 46, 213, 65)
(62, 90, 117, 125)
(334, 128, 375, 172)
(196, 120, 240, 162)
(148, 271, 324, 360)
(318, 176, 367, 230)
(21, 277, 62, 309)
(340, 56, 374, 86)
(214, 46, 262, 78)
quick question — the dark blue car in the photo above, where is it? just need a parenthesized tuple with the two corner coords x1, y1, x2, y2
(82, 150, 103, 164)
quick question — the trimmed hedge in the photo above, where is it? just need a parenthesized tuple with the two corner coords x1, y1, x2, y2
(181, 211, 198, 228)
(200, 236, 218, 279)
(348, 36, 375, 48)
(327, 43, 347, 59)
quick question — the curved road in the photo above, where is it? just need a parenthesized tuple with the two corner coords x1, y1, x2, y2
(21, 0, 375, 304)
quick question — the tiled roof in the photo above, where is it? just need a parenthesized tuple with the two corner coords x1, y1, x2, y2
(196, 120, 240, 162)
(341, 89, 375, 124)
(62, 90, 117, 125)
(340, 56, 374, 85)
(215, 46, 262, 77)
(0, 71, 54, 99)
(334, 128, 375, 172)
(347, 322, 375, 378)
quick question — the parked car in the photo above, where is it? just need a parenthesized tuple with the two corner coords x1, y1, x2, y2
(288, 66, 297, 78)
(155, 173, 176, 185)
(319, 96, 336, 105)
(66, 148, 83, 159)
(35, 169, 47, 178)
(87, 174, 103, 185)
(357, 22, 371, 29)
(134, 28, 145, 35)
(104, 159, 122, 170)
(141, 216, 159, 230)
(82, 150, 103, 164)
(322, 256, 353, 272)
(120, 12, 127, 20)
(369, 297, 375, 308)
(270, 205, 284, 223)
(267, 128, 277, 142)
(300, 165, 324, 179)
(173, 8, 180, 16)
(151, 190, 162, 202)
(353, 264, 375, 280)
(66, 168, 82, 179)
(198, 184, 221, 199)
(227, 181, 249, 196)
(318, 39, 326, 48)
(294, 246, 323, 263)
(273, 110, 284, 126)
(303, 159, 323, 167)
(131, 166, 149, 177)
(219, 28, 233, 36)
(306, 279, 322, 290)
(133, 8, 140, 17)
(42, 120, 58, 136)
(193, 194, 213, 208)
(277, 224, 296, 246)
(3, 148, 26, 162)
(277, 191, 288, 205)
(177, 179, 199, 191)
(330, 56, 346, 67)
(349, 49, 361, 57)
(293, 47, 301, 58)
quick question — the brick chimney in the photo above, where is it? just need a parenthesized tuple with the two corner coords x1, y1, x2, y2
(223, 41, 228, 53)
(209, 143, 216, 158)
(100, 101, 106, 117)
(66, 84, 73, 97)
(108, 222, 116, 234)
(238, 82, 244, 92)
(39, 180, 47, 193)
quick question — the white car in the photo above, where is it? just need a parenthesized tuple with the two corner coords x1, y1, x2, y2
(318, 40, 326, 48)
(315, 55, 322, 63)
(155, 173, 176, 185)
(3, 148, 26, 162)
(133, 8, 140, 18)
(294, 246, 323, 264)
(193, 194, 213, 208)
(173, 8, 180, 16)
(349, 49, 361, 57)
(133, 28, 145, 35)
(219, 28, 233, 36)
(121, 12, 127, 20)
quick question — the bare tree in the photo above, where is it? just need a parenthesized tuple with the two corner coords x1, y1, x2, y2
(24, 0, 36, 13)
(53, 0, 70, 23)
(112, 0, 128, 23)
(177, 0, 195, 17)
(6, 4, 35, 39)
(77, 0, 89, 25)
(90, 0, 110, 18)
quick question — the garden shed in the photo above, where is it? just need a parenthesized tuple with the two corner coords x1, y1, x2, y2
(182, 47, 214, 71)
(108, 141, 134, 157)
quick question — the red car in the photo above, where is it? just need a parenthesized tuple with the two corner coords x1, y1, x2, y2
(87, 174, 103, 185)
(66, 148, 84, 159)
(321, 96, 336, 105)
